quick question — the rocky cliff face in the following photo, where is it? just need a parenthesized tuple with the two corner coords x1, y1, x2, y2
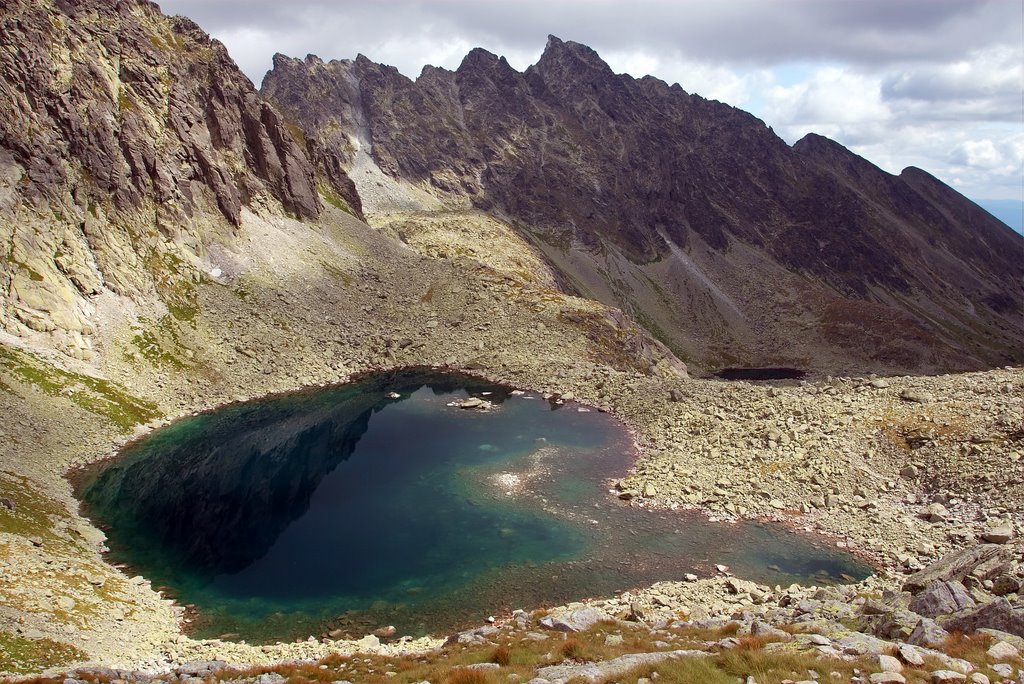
(0, 0, 360, 359)
(263, 37, 1024, 373)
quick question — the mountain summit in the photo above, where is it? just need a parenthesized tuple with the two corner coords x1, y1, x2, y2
(263, 37, 1024, 373)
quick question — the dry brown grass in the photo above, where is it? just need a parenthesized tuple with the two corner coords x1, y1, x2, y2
(940, 632, 992, 661)
(560, 637, 591, 662)
(446, 668, 494, 684)
(489, 645, 511, 666)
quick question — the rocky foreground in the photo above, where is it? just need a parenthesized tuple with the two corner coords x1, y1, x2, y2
(20, 542, 1024, 682)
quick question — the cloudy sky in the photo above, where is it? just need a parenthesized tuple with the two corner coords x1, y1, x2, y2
(159, 0, 1023, 203)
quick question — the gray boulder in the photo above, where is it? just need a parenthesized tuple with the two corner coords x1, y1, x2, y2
(909, 581, 977, 618)
(540, 607, 612, 633)
(903, 545, 1004, 593)
(907, 617, 950, 648)
(943, 598, 1024, 637)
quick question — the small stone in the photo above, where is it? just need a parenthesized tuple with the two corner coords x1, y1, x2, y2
(876, 654, 903, 673)
(987, 640, 1019, 660)
(981, 524, 1014, 544)
(869, 673, 905, 684)
(870, 379, 890, 389)
(930, 671, 966, 683)
(990, 663, 1013, 678)
(920, 503, 949, 523)
(901, 389, 935, 403)
(898, 644, 925, 667)
(900, 465, 920, 479)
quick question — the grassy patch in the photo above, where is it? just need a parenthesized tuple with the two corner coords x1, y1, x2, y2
(319, 260, 353, 286)
(0, 472, 68, 539)
(319, 185, 354, 216)
(130, 326, 187, 369)
(0, 346, 159, 433)
(145, 250, 199, 324)
(0, 632, 86, 674)
(284, 122, 308, 148)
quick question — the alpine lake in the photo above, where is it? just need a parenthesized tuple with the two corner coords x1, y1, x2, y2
(73, 370, 872, 644)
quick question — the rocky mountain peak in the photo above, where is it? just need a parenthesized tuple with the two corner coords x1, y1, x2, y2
(531, 34, 617, 95)
(263, 39, 1024, 373)
(0, 0, 359, 358)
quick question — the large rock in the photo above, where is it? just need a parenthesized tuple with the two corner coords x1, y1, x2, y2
(981, 524, 1015, 544)
(943, 599, 1024, 637)
(910, 581, 977, 618)
(907, 617, 951, 648)
(986, 640, 1019, 660)
(540, 607, 612, 633)
(903, 545, 1004, 593)
(920, 503, 950, 523)
(930, 671, 966, 683)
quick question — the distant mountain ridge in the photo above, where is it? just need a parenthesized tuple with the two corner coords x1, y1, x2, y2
(262, 37, 1024, 373)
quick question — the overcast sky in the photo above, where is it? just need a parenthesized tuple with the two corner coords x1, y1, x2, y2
(159, 0, 1023, 202)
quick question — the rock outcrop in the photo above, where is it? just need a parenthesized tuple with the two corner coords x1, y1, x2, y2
(263, 37, 1024, 374)
(0, 0, 359, 356)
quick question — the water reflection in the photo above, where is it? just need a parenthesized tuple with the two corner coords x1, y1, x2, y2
(75, 371, 871, 643)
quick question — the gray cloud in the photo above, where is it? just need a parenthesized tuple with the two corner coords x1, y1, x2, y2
(157, 0, 1020, 80)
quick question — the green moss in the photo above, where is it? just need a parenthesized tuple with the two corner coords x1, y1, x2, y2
(144, 250, 199, 324)
(0, 472, 68, 539)
(0, 346, 159, 433)
(130, 326, 187, 370)
(319, 185, 355, 216)
(0, 632, 86, 674)
(284, 122, 308, 147)
(148, 33, 168, 51)
(319, 260, 353, 286)
(117, 90, 135, 113)
(166, 300, 199, 322)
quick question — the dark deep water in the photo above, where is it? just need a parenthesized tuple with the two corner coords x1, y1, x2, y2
(715, 368, 808, 381)
(74, 371, 871, 643)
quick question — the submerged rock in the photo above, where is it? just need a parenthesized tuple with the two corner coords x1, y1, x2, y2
(450, 397, 492, 410)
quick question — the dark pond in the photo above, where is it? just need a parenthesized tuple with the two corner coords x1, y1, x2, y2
(715, 368, 808, 381)
(74, 370, 870, 643)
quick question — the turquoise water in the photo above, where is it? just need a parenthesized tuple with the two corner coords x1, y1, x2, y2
(74, 371, 871, 643)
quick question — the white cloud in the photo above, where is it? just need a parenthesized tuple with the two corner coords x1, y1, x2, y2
(763, 67, 889, 133)
(601, 50, 774, 107)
